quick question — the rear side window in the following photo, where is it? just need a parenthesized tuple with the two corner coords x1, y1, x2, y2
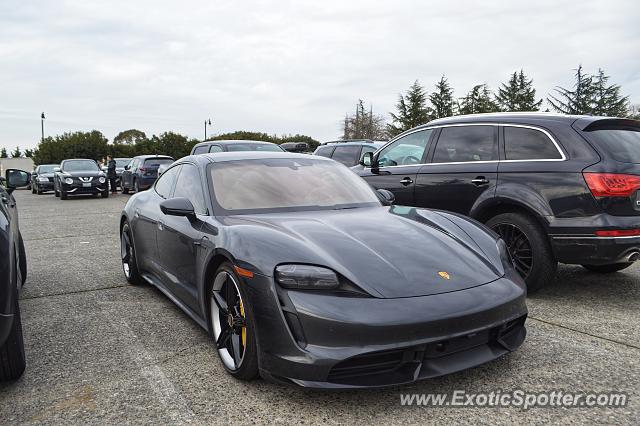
(331, 145, 361, 166)
(315, 146, 334, 158)
(584, 127, 640, 164)
(192, 145, 209, 155)
(433, 126, 497, 163)
(504, 127, 562, 160)
(155, 165, 180, 199)
(209, 145, 223, 153)
(173, 164, 207, 214)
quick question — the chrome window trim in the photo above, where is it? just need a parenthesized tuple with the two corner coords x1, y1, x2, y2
(368, 123, 567, 169)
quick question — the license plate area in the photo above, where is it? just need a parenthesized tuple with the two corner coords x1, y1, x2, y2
(82, 182, 91, 188)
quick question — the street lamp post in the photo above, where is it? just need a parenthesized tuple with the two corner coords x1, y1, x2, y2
(41, 112, 46, 142)
(204, 118, 212, 140)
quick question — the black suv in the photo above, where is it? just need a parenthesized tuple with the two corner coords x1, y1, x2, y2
(355, 113, 640, 291)
(0, 169, 29, 380)
(31, 164, 58, 194)
(54, 159, 109, 199)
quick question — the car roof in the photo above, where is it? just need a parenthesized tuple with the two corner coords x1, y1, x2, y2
(194, 140, 278, 147)
(61, 158, 96, 162)
(180, 151, 333, 165)
(134, 154, 174, 159)
(319, 141, 385, 148)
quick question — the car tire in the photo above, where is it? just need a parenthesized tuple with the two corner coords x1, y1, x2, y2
(101, 190, 109, 198)
(122, 186, 129, 195)
(209, 262, 259, 381)
(486, 212, 557, 293)
(120, 222, 143, 285)
(18, 234, 27, 287)
(60, 190, 68, 200)
(581, 263, 634, 273)
(0, 276, 26, 381)
(134, 179, 140, 193)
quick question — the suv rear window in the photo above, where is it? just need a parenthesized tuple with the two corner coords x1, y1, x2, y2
(331, 145, 361, 166)
(584, 127, 640, 164)
(144, 158, 173, 167)
(504, 127, 562, 160)
(433, 126, 497, 163)
(315, 146, 334, 158)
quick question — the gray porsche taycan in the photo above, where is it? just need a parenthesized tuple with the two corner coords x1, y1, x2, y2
(119, 152, 527, 388)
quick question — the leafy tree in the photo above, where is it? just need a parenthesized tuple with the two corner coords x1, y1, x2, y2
(24, 149, 34, 158)
(388, 80, 432, 137)
(458, 84, 500, 115)
(591, 68, 629, 117)
(210, 131, 320, 149)
(114, 129, 148, 145)
(0, 147, 7, 158)
(32, 131, 109, 165)
(342, 100, 387, 140)
(496, 69, 542, 111)
(429, 75, 456, 119)
(548, 65, 594, 115)
(11, 146, 22, 158)
(146, 132, 198, 160)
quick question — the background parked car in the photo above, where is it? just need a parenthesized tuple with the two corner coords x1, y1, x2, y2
(355, 113, 640, 292)
(0, 168, 29, 381)
(31, 164, 58, 194)
(190, 140, 286, 155)
(121, 155, 174, 194)
(314, 141, 384, 167)
(54, 159, 108, 200)
(280, 142, 311, 153)
(101, 158, 131, 188)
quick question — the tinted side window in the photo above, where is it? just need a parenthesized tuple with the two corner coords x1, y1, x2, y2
(192, 145, 209, 155)
(504, 127, 562, 160)
(582, 127, 640, 164)
(378, 130, 432, 167)
(155, 165, 180, 199)
(331, 145, 361, 166)
(315, 146, 334, 158)
(173, 164, 207, 214)
(209, 145, 223, 153)
(433, 126, 497, 163)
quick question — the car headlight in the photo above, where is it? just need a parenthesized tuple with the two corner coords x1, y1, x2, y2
(275, 265, 339, 290)
(64, 177, 73, 185)
(38, 177, 49, 182)
(99, 177, 106, 183)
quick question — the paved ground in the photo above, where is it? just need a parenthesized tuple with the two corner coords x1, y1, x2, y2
(1, 189, 638, 425)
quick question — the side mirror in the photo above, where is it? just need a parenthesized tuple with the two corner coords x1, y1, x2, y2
(376, 188, 395, 206)
(361, 151, 373, 167)
(53, 167, 61, 172)
(5, 169, 30, 193)
(160, 197, 195, 217)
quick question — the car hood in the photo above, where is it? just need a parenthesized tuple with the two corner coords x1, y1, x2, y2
(61, 170, 104, 178)
(223, 206, 503, 298)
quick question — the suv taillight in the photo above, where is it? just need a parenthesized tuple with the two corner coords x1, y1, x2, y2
(583, 173, 640, 197)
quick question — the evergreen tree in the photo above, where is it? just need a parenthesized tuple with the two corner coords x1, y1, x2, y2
(342, 100, 387, 140)
(387, 80, 432, 137)
(24, 149, 34, 158)
(591, 68, 629, 117)
(496, 69, 542, 111)
(548, 65, 594, 114)
(458, 84, 500, 115)
(429, 75, 456, 118)
(11, 146, 22, 158)
(0, 147, 7, 158)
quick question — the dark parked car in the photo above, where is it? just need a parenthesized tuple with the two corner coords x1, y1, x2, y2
(54, 159, 108, 200)
(101, 158, 131, 187)
(119, 152, 526, 388)
(30, 164, 58, 194)
(280, 142, 310, 153)
(0, 169, 29, 381)
(121, 155, 174, 194)
(355, 113, 640, 291)
(314, 141, 385, 167)
(190, 140, 285, 155)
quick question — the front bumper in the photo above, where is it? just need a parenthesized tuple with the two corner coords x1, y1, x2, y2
(61, 182, 107, 195)
(36, 180, 54, 190)
(549, 214, 640, 265)
(244, 274, 527, 389)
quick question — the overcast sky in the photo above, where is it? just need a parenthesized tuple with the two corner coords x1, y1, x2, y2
(1, 0, 639, 151)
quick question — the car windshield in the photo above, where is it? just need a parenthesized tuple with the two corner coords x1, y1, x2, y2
(63, 160, 99, 172)
(39, 165, 56, 173)
(115, 159, 131, 167)
(144, 158, 173, 167)
(209, 158, 381, 214)
(226, 144, 284, 152)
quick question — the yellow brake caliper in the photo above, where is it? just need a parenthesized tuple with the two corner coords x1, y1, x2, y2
(240, 299, 246, 347)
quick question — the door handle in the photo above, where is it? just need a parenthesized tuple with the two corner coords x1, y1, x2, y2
(400, 177, 414, 186)
(157, 221, 164, 231)
(471, 176, 489, 186)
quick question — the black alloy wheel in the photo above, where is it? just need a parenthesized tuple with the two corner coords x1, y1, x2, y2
(120, 222, 142, 285)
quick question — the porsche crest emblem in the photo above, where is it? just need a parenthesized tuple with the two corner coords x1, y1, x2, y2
(438, 271, 450, 280)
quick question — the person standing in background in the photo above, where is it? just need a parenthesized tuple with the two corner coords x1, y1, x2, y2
(106, 155, 117, 194)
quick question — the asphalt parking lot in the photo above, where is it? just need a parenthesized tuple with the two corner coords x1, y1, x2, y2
(0, 189, 638, 424)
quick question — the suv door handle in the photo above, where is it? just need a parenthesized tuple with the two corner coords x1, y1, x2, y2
(400, 177, 414, 186)
(471, 176, 489, 186)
